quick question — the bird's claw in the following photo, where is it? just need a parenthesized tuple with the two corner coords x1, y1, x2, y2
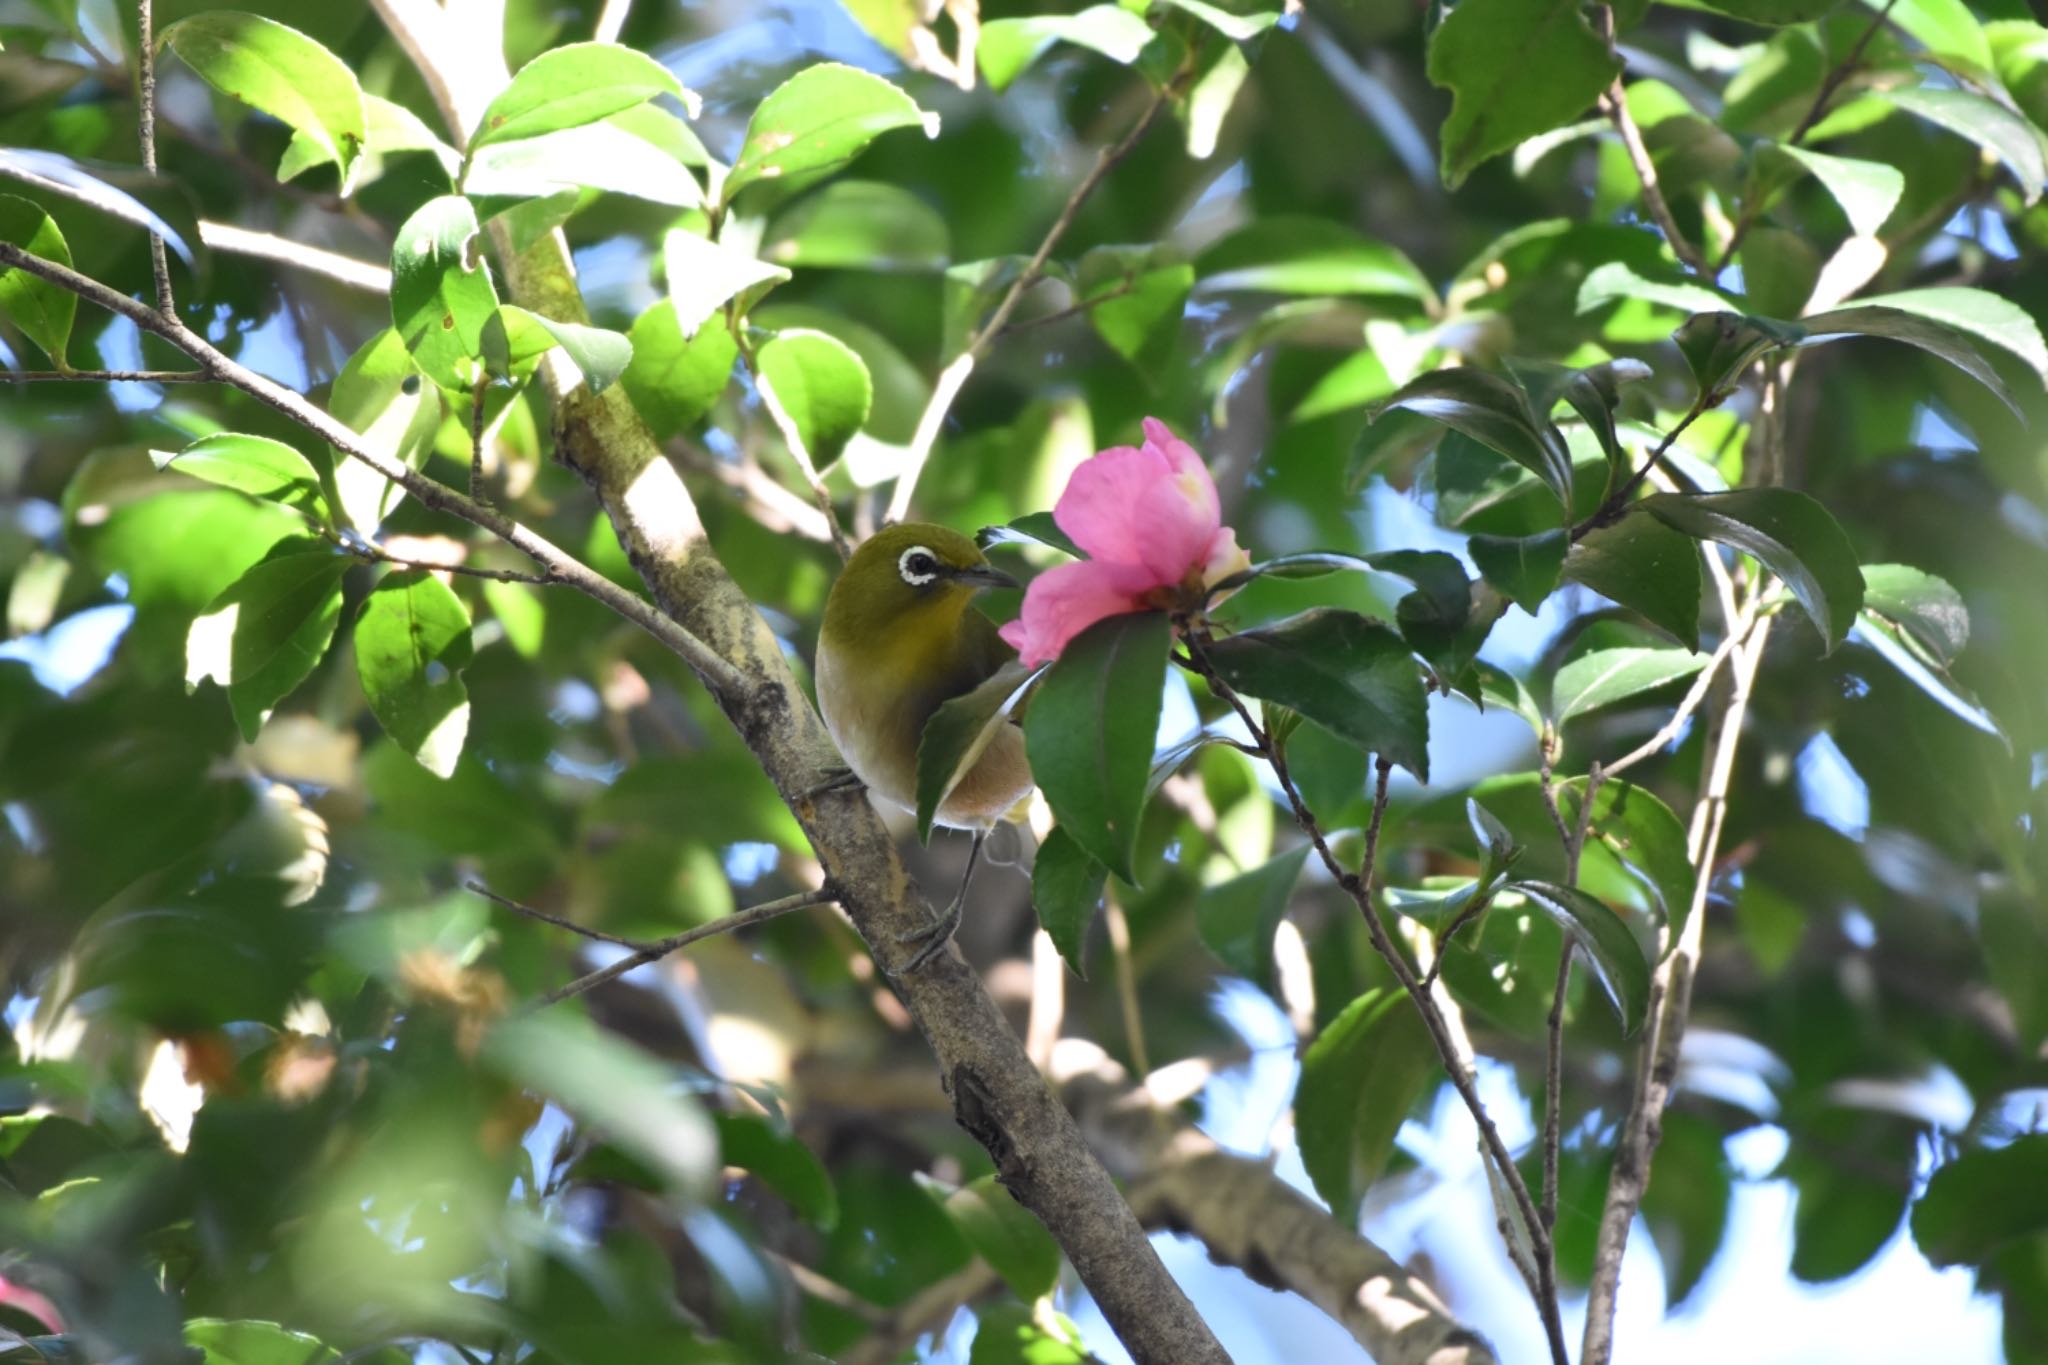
(799, 765, 863, 803)
(895, 899, 963, 973)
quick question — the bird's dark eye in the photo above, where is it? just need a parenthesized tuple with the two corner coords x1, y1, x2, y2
(909, 554, 935, 574)
(898, 547, 943, 585)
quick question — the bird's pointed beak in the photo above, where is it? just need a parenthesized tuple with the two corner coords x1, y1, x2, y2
(950, 563, 1019, 591)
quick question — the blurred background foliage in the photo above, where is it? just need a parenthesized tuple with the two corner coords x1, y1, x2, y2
(1, 0, 2047, 1361)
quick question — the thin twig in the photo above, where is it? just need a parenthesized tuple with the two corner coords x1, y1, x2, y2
(1599, 624, 1749, 778)
(137, 0, 176, 315)
(1106, 893, 1149, 1079)
(2, 369, 209, 383)
(593, 0, 633, 43)
(468, 383, 489, 505)
(883, 79, 1173, 525)
(0, 240, 749, 701)
(1187, 636, 1571, 1365)
(467, 881, 649, 946)
(993, 278, 1139, 339)
(838, 1262, 1002, 1365)
(1571, 394, 1718, 542)
(1595, 8, 1709, 276)
(341, 535, 558, 584)
(534, 888, 838, 1008)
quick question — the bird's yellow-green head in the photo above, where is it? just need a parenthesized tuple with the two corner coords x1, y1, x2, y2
(820, 524, 1017, 648)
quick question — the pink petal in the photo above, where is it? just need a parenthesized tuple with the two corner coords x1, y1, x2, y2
(1054, 436, 1221, 586)
(1000, 559, 1151, 667)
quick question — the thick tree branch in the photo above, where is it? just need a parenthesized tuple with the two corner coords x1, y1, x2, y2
(368, 9, 1231, 1359)
(1057, 1044, 1499, 1365)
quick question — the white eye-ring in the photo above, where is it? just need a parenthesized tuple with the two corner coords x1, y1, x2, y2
(899, 546, 941, 586)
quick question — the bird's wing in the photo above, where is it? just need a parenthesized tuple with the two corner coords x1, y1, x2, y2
(961, 605, 1016, 680)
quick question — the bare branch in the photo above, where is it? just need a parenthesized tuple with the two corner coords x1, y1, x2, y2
(592, 0, 633, 43)
(535, 889, 840, 1008)
(467, 881, 649, 947)
(2, 369, 208, 384)
(838, 1263, 1002, 1365)
(340, 537, 557, 585)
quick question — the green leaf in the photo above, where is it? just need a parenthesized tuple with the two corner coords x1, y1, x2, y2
(1508, 879, 1651, 1033)
(1579, 261, 1737, 318)
(1371, 368, 1575, 513)
(1564, 777, 1695, 938)
(1427, 0, 1622, 187)
(1551, 645, 1707, 723)
(160, 12, 366, 188)
(1197, 846, 1309, 984)
(185, 1318, 343, 1365)
(1032, 825, 1108, 977)
(1556, 509, 1703, 650)
(354, 570, 473, 780)
(1024, 611, 1172, 882)
(621, 299, 738, 440)
(1757, 143, 1904, 237)
(0, 194, 73, 364)
(1860, 563, 1969, 668)
(916, 664, 1037, 843)
(664, 227, 790, 334)
(464, 123, 703, 208)
(390, 195, 498, 392)
(1546, 359, 1653, 498)
(762, 180, 949, 271)
(470, 42, 688, 150)
(1182, 36, 1252, 160)
(484, 1012, 716, 1199)
(1157, 0, 1282, 41)
(1202, 609, 1430, 779)
(1295, 988, 1436, 1222)
(150, 433, 330, 523)
(978, 5, 1156, 91)
(969, 1304, 1089, 1365)
(1077, 244, 1194, 370)
(1644, 489, 1865, 650)
(328, 327, 441, 534)
(1882, 86, 2045, 205)
(1196, 217, 1434, 301)
(723, 63, 937, 205)
(1811, 284, 2048, 390)
(755, 328, 872, 471)
(714, 1112, 838, 1230)
(186, 543, 349, 741)
(1740, 225, 1821, 320)
(530, 310, 633, 394)
(1691, 0, 1844, 22)
(940, 1174, 1062, 1299)
(1672, 311, 1805, 396)
(1347, 408, 1446, 493)
(1914, 1136, 2048, 1266)
(1873, 0, 1994, 76)
(1470, 530, 1567, 614)
(979, 511, 1081, 559)
(1642, 1112, 1734, 1308)
(1466, 659, 1547, 738)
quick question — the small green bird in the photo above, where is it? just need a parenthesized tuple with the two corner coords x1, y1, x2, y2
(815, 524, 1033, 967)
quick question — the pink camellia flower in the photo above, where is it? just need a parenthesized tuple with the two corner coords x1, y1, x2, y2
(0, 1272, 64, 1334)
(1000, 418, 1251, 667)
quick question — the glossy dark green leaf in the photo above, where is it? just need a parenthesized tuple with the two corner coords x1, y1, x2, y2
(1508, 880, 1651, 1032)
(1803, 287, 2048, 413)
(1551, 645, 1707, 723)
(968, 1304, 1089, 1365)
(1295, 988, 1436, 1221)
(940, 1174, 1061, 1300)
(150, 433, 330, 523)
(1346, 408, 1446, 493)
(755, 328, 873, 470)
(1024, 611, 1171, 882)
(0, 194, 74, 364)
(622, 298, 738, 439)
(1470, 530, 1567, 614)
(1860, 563, 1969, 668)
(1691, 0, 1843, 22)
(471, 42, 688, 150)
(1756, 143, 1904, 236)
(1565, 777, 1695, 939)
(1197, 845, 1309, 985)
(714, 1112, 838, 1230)
(161, 12, 365, 186)
(979, 512, 1081, 558)
(390, 195, 498, 392)
(1032, 825, 1107, 978)
(1914, 1136, 2048, 1267)
(1644, 489, 1865, 650)
(1371, 368, 1574, 513)
(1203, 609, 1430, 779)
(1671, 311, 1805, 396)
(723, 63, 936, 205)
(762, 180, 949, 271)
(915, 664, 1036, 842)
(1427, 0, 1621, 187)
(1563, 511, 1702, 648)
(354, 570, 474, 779)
